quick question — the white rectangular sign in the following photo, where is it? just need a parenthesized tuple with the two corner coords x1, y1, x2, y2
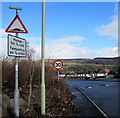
(8, 34, 26, 57)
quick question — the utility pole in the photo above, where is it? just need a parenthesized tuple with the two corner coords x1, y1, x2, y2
(41, 0, 46, 115)
(9, 6, 22, 117)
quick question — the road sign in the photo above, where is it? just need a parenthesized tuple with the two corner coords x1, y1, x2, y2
(8, 34, 26, 57)
(53, 60, 64, 70)
(5, 15, 28, 33)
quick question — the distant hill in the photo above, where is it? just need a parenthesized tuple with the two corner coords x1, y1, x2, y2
(94, 57, 120, 60)
(52, 57, 120, 76)
(60, 57, 119, 65)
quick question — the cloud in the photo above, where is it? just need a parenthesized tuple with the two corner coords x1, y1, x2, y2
(46, 45, 118, 59)
(0, 35, 118, 59)
(0, 38, 7, 57)
(0, 29, 7, 58)
(89, 46, 118, 58)
(31, 44, 118, 59)
(45, 43, 78, 59)
(52, 36, 85, 44)
(30, 36, 118, 59)
(28, 36, 85, 59)
(27, 37, 41, 42)
(45, 36, 86, 59)
(0, 29, 6, 37)
(27, 44, 41, 59)
(95, 16, 118, 39)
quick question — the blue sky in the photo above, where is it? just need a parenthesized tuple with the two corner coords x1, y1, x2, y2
(1, 2, 118, 59)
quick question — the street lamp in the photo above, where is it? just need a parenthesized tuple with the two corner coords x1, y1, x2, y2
(41, 0, 46, 115)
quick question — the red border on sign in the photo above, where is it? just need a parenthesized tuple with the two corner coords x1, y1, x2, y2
(5, 15, 28, 33)
(53, 60, 64, 70)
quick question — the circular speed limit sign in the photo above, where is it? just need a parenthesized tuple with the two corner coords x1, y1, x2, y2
(53, 60, 64, 70)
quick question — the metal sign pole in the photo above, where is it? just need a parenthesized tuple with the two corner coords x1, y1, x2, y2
(14, 32, 19, 117)
(58, 70, 59, 82)
(14, 10, 19, 117)
(53, 60, 64, 99)
(6, 6, 27, 118)
(58, 70, 60, 98)
(41, 0, 46, 115)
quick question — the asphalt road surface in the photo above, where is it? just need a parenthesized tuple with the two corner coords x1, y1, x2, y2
(66, 79, 120, 118)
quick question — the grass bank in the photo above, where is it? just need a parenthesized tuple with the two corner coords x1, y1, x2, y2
(2, 60, 76, 117)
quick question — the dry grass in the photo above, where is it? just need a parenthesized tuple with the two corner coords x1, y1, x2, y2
(2, 60, 57, 89)
(2, 59, 76, 117)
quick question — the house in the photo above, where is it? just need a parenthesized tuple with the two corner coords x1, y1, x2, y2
(97, 69, 114, 78)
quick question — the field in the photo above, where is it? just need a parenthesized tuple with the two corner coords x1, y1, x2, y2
(64, 62, 114, 68)
(62, 58, 118, 76)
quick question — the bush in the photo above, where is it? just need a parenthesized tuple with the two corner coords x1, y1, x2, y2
(2, 60, 57, 90)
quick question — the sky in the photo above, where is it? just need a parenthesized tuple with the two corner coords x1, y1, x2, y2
(0, 1, 118, 59)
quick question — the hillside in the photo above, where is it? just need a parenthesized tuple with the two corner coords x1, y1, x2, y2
(62, 57, 119, 65)
(59, 57, 120, 76)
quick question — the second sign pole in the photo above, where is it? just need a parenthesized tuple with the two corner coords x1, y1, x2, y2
(58, 70, 60, 99)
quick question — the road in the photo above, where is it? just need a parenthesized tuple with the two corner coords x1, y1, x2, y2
(65, 79, 120, 117)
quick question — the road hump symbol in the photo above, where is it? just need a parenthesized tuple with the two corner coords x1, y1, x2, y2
(5, 15, 28, 33)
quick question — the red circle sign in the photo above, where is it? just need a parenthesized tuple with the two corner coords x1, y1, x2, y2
(53, 60, 63, 70)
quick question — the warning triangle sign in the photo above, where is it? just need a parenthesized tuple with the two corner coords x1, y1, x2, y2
(5, 15, 28, 33)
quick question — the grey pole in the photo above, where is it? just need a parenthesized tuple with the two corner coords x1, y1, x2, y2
(10, 8, 20, 117)
(8, 6, 23, 117)
(41, 0, 46, 115)
(58, 70, 59, 82)
(14, 41, 19, 117)
(58, 70, 60, 98)
(14, 11, 19, 117)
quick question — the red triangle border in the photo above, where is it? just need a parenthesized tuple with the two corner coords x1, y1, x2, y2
(5, 15, 28, 33)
